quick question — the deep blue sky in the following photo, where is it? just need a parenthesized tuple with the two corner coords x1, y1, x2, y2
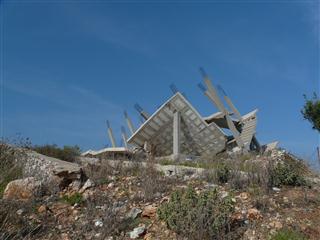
(1, 1, 319, 164)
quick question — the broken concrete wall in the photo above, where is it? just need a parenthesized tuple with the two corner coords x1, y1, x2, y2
(11, 147, 83, 193)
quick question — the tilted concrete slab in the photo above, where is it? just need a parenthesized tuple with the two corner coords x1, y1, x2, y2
(127, 92, 227, 157)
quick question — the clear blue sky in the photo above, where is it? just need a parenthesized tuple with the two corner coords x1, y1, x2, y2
(1, 1, 319, 164)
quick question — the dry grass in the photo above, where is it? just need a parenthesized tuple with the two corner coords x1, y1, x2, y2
(0, 143, 24, 198)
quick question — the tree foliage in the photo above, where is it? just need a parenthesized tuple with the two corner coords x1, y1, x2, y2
(32, 144, 81, 162)
(301, 93, 320, 132)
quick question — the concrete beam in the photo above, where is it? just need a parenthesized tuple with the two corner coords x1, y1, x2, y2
(107, 120, 116, 148)
(173, 111, 181, 158)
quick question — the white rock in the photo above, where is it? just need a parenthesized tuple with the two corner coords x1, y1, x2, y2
(80, 179, 95, 193)
(129, 225, 146, 239)
(16, 209, 24, 215)
(272, 187, 281, 192)
(220, 191, 229, 199)
(69, 180, 82, 191)
(127, 208, 142, 219)
(94, 219, 103, 227)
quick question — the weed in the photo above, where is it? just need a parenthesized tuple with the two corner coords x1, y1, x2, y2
(271, 228, 307, 240)
(138, 164, 177, 202)
(61, 193, 83, 205)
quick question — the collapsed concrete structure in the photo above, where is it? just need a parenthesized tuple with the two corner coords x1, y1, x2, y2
(83, 69, 276, 160)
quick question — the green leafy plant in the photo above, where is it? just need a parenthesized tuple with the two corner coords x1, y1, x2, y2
(271, 228, 307, 240)
(157, 187, 235, 239)
(301, 93, 320, 132)
(270, 162, 306, 187)
(61, 193, 83, 205)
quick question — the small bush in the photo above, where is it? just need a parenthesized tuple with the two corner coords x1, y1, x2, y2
(215, 163, 230, 183)
(301, 92, 320, 132)
(270, 162, 306, 187)
(61, 193, 83, 205)
(139, 164, 174, 201)
(32, 144, 81, 162)
(83, 161, 113, 184)
(271, 228, 307, 240)
(158, 187, 235, 239)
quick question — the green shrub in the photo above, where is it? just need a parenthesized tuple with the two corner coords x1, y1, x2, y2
(157, 187, 235, 239)
(301, 92, 320, 132)
(215, 163, 230, 183)
(61, 193, 83, 205)
(270, 162, 306, 187)
(271, 228, 307, 240)
(32, 144, 81, 162)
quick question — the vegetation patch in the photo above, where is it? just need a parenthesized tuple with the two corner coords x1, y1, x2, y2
(271, 228, 307, 240)
(61, 193, 83, 205)
(215, 163, 231, 184)
(158, 186, 236, 239)
(32, 144, 81, 162)
(270, 161, 307, 187)
(301, 93, 320, 132)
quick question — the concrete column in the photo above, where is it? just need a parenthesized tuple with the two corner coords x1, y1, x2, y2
(121, 132, 128, 149)
(107, 128, 116, 148)
(124, 111, 135, 135)
(173, 111, 181, 158)
(107, 120, 116, 148)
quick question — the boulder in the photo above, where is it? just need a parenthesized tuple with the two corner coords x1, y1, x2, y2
(272, 187, 281, 192)
(239, 192, 250, 200)
(38, 205, 48, 213)
(3, 177, 42, 200)
(79, 179, 95, 193)
(69, 180, 82, 191)
(22, 151, 83, 192)
(247, 208, 262, 220)
(269, 220, 283, 229)
(142, 205, 157, 218)
(127, 208, 142, 219)
(129, 225, 146, 239)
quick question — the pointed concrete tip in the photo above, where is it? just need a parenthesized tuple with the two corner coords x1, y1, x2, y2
(217, 85, 227, 96)
(197, 83, 206, 92)
(199, 67, 207, 78)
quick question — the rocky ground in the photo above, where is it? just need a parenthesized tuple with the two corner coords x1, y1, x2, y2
(1, 146, 320, 240)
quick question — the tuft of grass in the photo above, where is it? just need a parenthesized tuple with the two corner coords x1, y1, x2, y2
(61, 193, 83, 205)
(158, 158, 175, 166)
(271, 229, 307, 240)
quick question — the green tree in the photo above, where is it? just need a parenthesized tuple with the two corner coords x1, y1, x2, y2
(301, 93, 320, 132)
